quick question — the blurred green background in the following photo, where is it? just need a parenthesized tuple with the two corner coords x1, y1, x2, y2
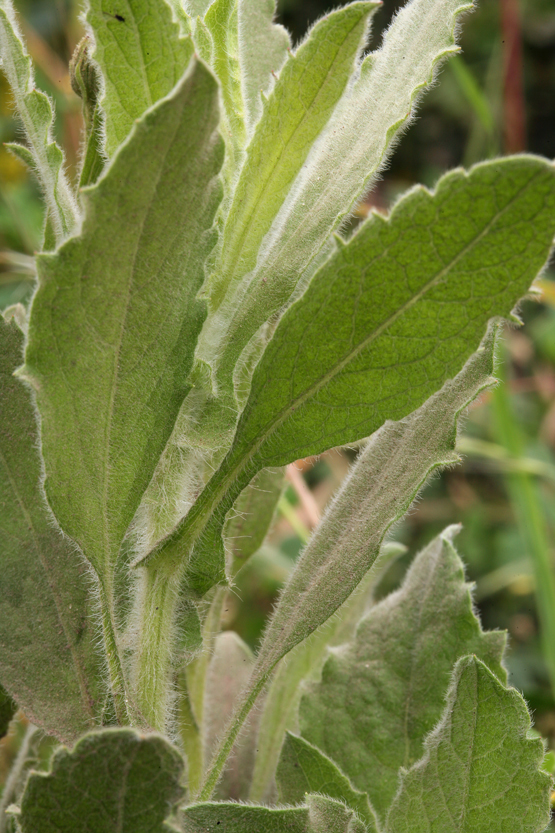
(1, 0, 555, 811)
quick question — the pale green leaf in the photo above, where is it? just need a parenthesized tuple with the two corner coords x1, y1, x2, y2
(85, 0, 194, 156)
(150, 156, 555, 595)
(277, 733, 378, 832)
(22, 60, 223, 591)
(195, 0, 474, 387)
(204, 631, 258, 800)
(250, 561, 382, 803)
(0, 0, 79, 242)
(196, 329, 499, 800)
(224, 467, 285, 577)
(307, 795, 367, 833)
(205, 0, 247, 174)
(197, 0, 376, 358)
(386, 656, 552, 833)
(299, 527, 506, 824)
(238, 0, 290, 134)
(182, 802, 310, 832)
(0, 312, 103, 742)
(19, 729, 185, 833)
(184, 0, 213, 18)
(130, 2, 374, 565)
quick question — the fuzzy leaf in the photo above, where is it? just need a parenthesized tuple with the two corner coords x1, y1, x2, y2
(299, 527, 506, 823)
(224, 467, 285, 577)
(153, 156, 555, 594)
(277, 733, 378, 831)
(19, 729, 185, 833)
(86, 0, 193, 156)
(238, 0, 290, 134)
(182, 802, 310, 832)
(197, 329, 501, 802)
(204, 631, 258, 800)
(226, 157, 555, 467)
(249, 562, 380, 803)
(385, 656, 552, 833)
(0, 312, 103, 742)
(198, 0, 377, 357)
(0, 0, 78, 242)
(204, 0, 246, 176)
(307, 795, 367, 833)
(195, 0, 476, 386)
(22, 61, 223, 588)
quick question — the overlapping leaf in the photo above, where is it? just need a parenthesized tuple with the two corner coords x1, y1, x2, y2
(299, 528, 506, 823)
(86, 0, 193, 155)
(386, 657, 552, 833)
(147, 156, 555, 595)
(277, 733, 378, 831)
(19, 729, 185, 833)
(194, 0, 477, 388)
(202, 0, 375, 314)
(23, 61, 223, 590)
(0, 313, 103, 742)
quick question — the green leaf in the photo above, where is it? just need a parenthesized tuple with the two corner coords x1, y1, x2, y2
(85, 0, 194, 156)
(307, 795, 367, 833)
(224, 467, 285, 577)
(182, 802, 310, 832)
(299, 527, 506, 823)
(198, 1, 377, 359)
(195, 0, 475, 388)
(250, 561, 381, 803)
(204, 631, 258, 800)
(277, 733, 378, 832)
(238, 0, 290, 135)
(0, 312, 103, 742)
(385, 656, 552, 833)
(196, 328, 499, 799)
(0, 0, 79, 242)
(154, 155, 555, 593)
(205, 0, 247, 175)
(19, 729, 185, 833)
(23, 60, 223, 588)
(226, 157, 555, 468)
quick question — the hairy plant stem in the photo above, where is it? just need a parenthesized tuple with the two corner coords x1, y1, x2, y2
(97, 581, 130, 726)
(134, 459, 251, 731)
(134, 564, 184, 730)
(197, 673, 269, 801)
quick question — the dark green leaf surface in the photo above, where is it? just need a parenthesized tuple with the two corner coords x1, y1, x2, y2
(19, 729, 185, 833)
(86, 0, 193, 155)
(299, 528, 506, 823)
(0, 313, 102, 741)
(153, 156, 555, 594)
(182, 802, 310, 832)
(232, 157, 555, 468)
(277, 733, 378, 831)
(386, 657, 552, 833)
(23, 61, 223, 585)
